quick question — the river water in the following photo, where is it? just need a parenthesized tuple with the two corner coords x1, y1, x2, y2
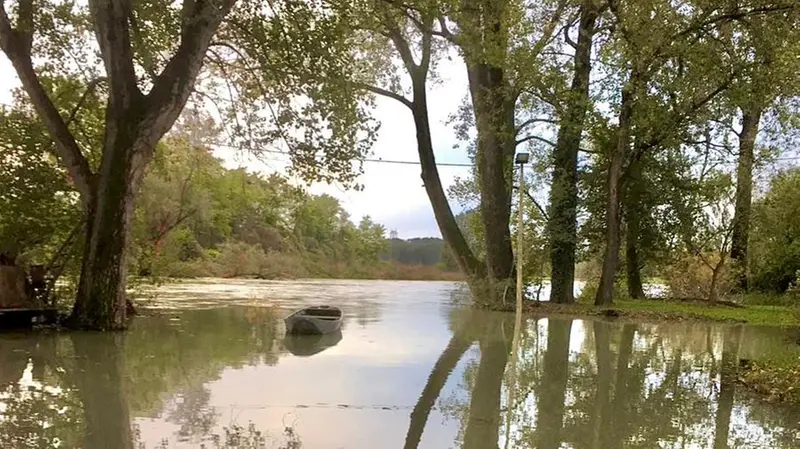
(1, 279, 799, 448)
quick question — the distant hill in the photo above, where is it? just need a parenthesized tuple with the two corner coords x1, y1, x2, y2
(382, 237, 456, 270)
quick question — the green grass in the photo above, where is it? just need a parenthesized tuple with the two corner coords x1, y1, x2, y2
(524, 298, 800, 327)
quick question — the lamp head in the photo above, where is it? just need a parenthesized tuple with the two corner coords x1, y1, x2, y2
(515, 152, 530, 164)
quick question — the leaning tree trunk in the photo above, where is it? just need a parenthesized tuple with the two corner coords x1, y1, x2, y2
(548, 0, 598, 304)
(596, 81, 636, 306)
(730, 107, 762, 291)
(624, 156, 646, 299)
(410, 77, 485, 285)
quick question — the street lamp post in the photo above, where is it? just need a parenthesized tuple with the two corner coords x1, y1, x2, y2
(514, 152, 529, 313)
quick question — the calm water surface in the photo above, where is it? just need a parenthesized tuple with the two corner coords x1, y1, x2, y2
(1, 279, 799, 448)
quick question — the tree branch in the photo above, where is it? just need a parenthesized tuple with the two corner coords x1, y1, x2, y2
(382, 12, 418, 75)
(143, 0, 237, 147)
(0, 1, 94, 201)
(514, 185, 550, 220)
(66, 77, 106, 126)
(356, 82, 413, 109)
(516, 134, 556, 147)
(515, 117, 558, 134)
(88, 0, 142, 107)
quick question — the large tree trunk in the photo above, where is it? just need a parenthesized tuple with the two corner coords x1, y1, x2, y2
(69, 136, 143, 330)
(535, 319, 573, 449)
(548, 0, 599, 304)
(461, 0, 516, 309)
(730, 108, 762, 291)
(596, 75, 638, 306)
(411, 79, 485, 285)
(624, 157, 646, 299)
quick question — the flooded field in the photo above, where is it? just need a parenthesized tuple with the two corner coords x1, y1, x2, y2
(1, 279, 799, 448)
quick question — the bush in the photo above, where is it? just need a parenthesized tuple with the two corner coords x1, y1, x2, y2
(663, 252, 734, 301)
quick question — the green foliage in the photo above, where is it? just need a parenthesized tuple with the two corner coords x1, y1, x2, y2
(0, 106, 80, 263)
(749, 168, 800, 293)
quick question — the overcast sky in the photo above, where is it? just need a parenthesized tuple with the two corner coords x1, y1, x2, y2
(1, 52, 479, 239)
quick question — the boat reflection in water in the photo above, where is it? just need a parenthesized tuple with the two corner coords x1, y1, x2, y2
(283, 329, 343, 357)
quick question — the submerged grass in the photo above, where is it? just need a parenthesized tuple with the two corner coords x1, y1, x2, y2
(523, 297, 800, 327)
(738, 357, 800, 404)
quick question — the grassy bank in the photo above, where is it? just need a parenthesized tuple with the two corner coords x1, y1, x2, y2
(523, 298, 800, 327)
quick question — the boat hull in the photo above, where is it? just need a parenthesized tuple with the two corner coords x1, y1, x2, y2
(284, 306, 342, 335)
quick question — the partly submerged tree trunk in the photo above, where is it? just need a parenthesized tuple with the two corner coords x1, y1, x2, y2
(0, 0, 235, 330)
(596, 81, 636, 306)
(535, 319, 573, 449)
(730, 108, 762, 291)
(548, 0, 598, 304)
(404, 335, 473, 449)
(70, 132, 144, 329)
(624, 156, 646, 299)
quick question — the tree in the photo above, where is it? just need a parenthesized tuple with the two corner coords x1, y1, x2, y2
(723, 9, 800, 290)
(592, 1, 785, 305)
(547, 0, 601, 304)
(0, 0, 236, 329)
(749, 168, 800, 292)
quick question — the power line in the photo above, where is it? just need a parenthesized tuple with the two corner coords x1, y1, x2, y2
(211, 141, 800, 168)
(210, 142, 474, 167)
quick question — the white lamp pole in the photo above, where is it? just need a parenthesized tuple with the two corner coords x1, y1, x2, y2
(514, 152, 529, 312)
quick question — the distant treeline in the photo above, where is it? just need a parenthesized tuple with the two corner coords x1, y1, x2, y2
(0, 129, 461, 283)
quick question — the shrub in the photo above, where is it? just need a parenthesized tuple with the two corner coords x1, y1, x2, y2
(663, 252, 735, 301)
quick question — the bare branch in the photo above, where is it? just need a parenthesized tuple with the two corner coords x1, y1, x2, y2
(515, 117, 558, 134)
(436, 15, 456, 42)
(516, 134, 556, 147)
(382, 12, 418, 75)
(514, 185, 550, 220)
(356, 82, 413, 109)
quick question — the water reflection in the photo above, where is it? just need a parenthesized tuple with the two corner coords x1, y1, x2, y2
(434, 316, 800, 449)
(283, 330, 343, 357)
(1, 280, 799, 448)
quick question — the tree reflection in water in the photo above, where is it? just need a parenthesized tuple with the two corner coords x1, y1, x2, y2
(2, 307, 800, 448)
(408, 315, 800, 449)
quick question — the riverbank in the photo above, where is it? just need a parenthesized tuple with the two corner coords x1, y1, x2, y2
(523, 298, 800, 327)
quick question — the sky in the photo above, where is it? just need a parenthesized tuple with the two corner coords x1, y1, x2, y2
(0, 54, 473, 239)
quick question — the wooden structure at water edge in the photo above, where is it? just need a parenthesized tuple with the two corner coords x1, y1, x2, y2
(0, 265, 58, 329)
